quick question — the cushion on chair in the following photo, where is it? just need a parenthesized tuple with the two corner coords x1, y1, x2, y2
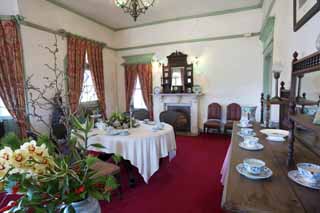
(225, 121, 235, 129)
(90, 160, 120, 177)
(204, 120, 221, 128)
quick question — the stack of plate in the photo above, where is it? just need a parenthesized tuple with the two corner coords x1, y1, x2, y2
(260, 129, 289, 142)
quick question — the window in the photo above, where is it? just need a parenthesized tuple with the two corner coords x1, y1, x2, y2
(80, 53, 98, 103)
(0, 97, 11, 118)
(132, 77, 147, 109)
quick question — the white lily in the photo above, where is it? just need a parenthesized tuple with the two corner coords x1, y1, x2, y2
(0, 146, 13, 161)
(20, 140, 37, 154)
(9, 149, 29, 168)
(0, 158, 11, 178)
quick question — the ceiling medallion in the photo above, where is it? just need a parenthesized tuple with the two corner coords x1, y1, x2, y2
(115, 0, 155, 21)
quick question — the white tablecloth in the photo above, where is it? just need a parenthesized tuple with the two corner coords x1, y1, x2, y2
(87, 123, 177, 183)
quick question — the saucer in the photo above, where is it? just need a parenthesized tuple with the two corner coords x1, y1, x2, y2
(236, 163, 272, 180)
(237, 132, 256, 138)
(239, 142, 264, 151)
(237, 123, 253, 128)
(266, 136, 285, 142)
(288, 170, 320, 190)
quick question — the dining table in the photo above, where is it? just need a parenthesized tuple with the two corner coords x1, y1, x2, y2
(221, 122, 320, 213)
(87, 122, 177, 183)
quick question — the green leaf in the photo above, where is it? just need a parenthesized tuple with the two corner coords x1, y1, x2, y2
(112, 154, 122, 165)
(86, 156, 98, 167)
(89, 143, 105, 149)
(71, 116, 85, 131)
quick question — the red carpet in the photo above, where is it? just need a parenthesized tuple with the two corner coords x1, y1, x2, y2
(0, 134, 230, 212)
(101, 134, 230, 213)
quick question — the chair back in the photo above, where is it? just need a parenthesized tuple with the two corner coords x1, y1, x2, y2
(226, 103, 241, 121)
(207, 103, 222, 120)
(133, 109, 149, 121)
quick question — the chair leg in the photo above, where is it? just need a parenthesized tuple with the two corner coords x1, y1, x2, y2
(115, 172, 122, 199)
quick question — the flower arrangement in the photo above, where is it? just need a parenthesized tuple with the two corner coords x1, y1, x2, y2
(105, 112, 137, 129)
(0, 117, 118, 212)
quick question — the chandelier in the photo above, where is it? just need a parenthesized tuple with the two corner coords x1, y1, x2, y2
(115, 0, 155, 21)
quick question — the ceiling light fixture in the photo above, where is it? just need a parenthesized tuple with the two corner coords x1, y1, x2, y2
(115, 0, 155, 21)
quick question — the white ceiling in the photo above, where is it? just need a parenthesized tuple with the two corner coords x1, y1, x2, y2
(50, 0, 261, 30)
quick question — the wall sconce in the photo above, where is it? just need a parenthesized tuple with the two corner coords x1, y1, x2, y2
(189, 56, 200, 65)
(271, 61, 283, 101)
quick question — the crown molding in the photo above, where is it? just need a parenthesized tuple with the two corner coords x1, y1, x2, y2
(45, 0, 263, 32)
(122, 53, 155, 64)
(116, 32, 260, 51)
(115, 3, 263, 31)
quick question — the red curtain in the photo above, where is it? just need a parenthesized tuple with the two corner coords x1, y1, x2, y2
(66, 36, 87, 113)
(87, 41, 106, 118)
(124, 65, 138, 112)
(0, 20, 27, 138)
(137, 64, 153, 119)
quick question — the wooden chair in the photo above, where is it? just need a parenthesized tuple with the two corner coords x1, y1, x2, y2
(203, 103, 222, 133)
(224, 103, 241, 134)
(133, 109, 149, 121)
(90, 159, 122, 199)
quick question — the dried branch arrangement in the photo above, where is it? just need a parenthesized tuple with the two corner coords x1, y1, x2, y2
(25, 35, 73, 141)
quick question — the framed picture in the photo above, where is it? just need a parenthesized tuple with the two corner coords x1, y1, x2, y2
(294, 0, 320, 31)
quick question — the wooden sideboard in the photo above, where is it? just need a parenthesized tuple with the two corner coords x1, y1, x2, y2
(221, 122, 320, 213)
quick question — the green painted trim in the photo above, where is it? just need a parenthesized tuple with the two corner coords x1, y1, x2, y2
(260, 0, 276, 33)
(116, 32, 260, 51)
(122, 53, 155, 64)
(20, 20, 116, 51)
(45, 0, 116, 31)
(115, 4, 262, 31)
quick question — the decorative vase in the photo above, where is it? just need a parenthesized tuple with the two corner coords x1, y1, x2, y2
(63, 197, 101, 213)
(241, 106, 257, 122)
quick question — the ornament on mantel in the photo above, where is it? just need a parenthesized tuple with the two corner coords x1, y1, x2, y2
(316, 32, 320, 51)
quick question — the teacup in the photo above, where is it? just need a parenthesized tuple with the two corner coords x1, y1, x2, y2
(243, 136, 259, 147)
(240, 128, 254, 136)
(297, 163, 320, 183)
(243, 158, 265, 175)
(96, 122, 106, 130)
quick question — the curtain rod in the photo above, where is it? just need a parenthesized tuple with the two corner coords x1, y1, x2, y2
(0, 15, 114, 50)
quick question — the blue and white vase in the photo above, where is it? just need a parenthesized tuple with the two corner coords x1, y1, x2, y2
(63, 197, 101, 213)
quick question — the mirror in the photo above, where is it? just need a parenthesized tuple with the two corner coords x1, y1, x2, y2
(161, 51, 194, 93)
(296, 71, 320, 115)
(171, 67, 184, 86)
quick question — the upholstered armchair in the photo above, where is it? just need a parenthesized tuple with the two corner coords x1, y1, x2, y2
(224, 103, 241, 134)
(203, 103, 222, 133)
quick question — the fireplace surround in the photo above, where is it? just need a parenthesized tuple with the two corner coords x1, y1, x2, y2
(153, 93, 203, 135)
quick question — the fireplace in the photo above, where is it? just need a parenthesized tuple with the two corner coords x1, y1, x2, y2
(166, 105, 191, 132)
(153, 93, 203, 136)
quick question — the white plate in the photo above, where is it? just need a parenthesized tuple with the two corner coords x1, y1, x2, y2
(266, 136, 286, 142)
(237, 132, 256, 138)
(260, 129, 289, 137)
(237, 123, 253, 128)
(239, 142, 264, 151)
(288, 170, 320, 190)
(236, 163, 272, 180)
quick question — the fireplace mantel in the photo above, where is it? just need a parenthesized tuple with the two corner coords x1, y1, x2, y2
(153, 93, 203, 136)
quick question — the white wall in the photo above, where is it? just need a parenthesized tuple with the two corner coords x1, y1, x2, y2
(263, 0, 320, 86)
(262, 0, 320, 122)
(17, 0, 118, 132)
(0, 0, 19, 15)
(115, 9, 264, 129)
